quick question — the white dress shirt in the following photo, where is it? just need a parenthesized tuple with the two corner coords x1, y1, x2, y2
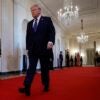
(33, 15, 41, 28)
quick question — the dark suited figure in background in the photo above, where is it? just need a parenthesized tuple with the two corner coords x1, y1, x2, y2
(19, 4, 55, 96)
(59, 51, 63, 69)
(94, 51, 99, 66)
(74, 54, 77, 66)
(80, 56, 83, 66)
(66, 51, 70, 67)
(70, 56, 73, 67)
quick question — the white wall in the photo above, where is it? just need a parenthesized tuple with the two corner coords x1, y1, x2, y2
(96, 39, 100, 52)
(1, 0, 14, 72)
(14, 0, 32, 71)
(0, 0, 1, 37)
(53, 23, 66, 67)
(0, 0, 66, 73)
(0, 0, 2, 71)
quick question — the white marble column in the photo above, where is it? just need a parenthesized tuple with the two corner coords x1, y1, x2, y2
(0, 0, 1, 38)
(0, 0, 2, 72)
(1, 0, 14, 72)
(13, 0, 32, 71)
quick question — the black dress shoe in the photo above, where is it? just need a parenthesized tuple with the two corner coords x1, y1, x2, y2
(19, 88, 25, 93)
(25, 88, 30, 96)
(44, 87, 49, 92)
(19, 87, 30, 96)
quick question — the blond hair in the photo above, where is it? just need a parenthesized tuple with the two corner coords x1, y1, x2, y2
(30, 4, 41, 10)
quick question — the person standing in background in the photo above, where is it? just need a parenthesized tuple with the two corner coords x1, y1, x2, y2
(59, 51, 63, 69)
(80, 56, 83, 66)
(66, 51, 70, 67)
(70, 55, 73, 67)
(76, 53, 80, 66)
(74, 54, 77, 66)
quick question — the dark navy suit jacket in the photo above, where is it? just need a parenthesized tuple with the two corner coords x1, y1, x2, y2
(26, 16, 55, 56)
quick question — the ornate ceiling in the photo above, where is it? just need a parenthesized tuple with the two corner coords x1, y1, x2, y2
(39, 0, 100, 38)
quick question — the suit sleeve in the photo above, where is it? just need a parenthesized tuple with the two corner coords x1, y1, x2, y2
(48, 17, 55, 45)
(26, 23, 30, 50)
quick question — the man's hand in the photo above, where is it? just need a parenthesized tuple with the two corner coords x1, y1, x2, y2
(47, 41, 53, 49)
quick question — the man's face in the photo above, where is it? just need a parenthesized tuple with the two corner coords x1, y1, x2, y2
(31, 6, 41, 18)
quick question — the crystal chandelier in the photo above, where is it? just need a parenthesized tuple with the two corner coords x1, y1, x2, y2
(57, 0, 79, 25)
(77, 19, 88, 43)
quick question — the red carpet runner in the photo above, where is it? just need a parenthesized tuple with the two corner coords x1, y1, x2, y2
(0, 67, 100, 100)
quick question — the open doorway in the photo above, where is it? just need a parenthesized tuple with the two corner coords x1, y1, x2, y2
(86, 48, 95, 65)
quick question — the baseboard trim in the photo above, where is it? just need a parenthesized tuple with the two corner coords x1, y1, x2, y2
(0, 71, 21, 76)
(0, 66, 63, 76)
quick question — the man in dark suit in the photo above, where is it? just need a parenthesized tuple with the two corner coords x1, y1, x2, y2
(59, 51, 63, 69)
(66, 51, 70, 67)
(19, 4, 55, 96)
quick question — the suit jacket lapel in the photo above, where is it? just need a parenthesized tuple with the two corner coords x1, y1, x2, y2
(31, 16, 44, 32)
(31, 19, 38, 32)
(31, 20, 34, 30)
(36, 16, 44, 31)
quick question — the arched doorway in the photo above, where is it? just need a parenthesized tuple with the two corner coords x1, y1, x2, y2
(21, 19, 29, 71)
(22, 19, 28, 52)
